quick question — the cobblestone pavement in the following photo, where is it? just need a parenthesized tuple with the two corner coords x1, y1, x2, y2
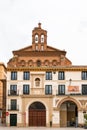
(0, 127, 84, 130)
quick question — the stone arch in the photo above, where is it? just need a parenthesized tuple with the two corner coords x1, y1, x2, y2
(20, 60, 26, 66)
(29, 101, 46, 109)
(52, 60, 57, 66)
(27, 101, 48, 126)
(26, 100, 48, 111)
(36, 60, 41, 67)
(28, 60, 33, 66)
(57, 97, 81, 110)
(44, 60, 50, 66)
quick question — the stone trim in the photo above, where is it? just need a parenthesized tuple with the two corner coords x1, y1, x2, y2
(56, 96, 81, 110)
(7, 66, 87, 71)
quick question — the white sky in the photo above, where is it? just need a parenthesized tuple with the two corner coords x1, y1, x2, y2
(0, 0, 87, 66)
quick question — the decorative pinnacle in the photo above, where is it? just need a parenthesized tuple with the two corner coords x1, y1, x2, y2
(38, 22, 41, 28)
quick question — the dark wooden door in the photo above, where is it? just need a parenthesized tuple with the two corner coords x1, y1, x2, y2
(29, 109, 46, 126)
(10, 114, 17, 126)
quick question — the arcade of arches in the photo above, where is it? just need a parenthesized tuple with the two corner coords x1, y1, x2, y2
(27, 98, 84, 127)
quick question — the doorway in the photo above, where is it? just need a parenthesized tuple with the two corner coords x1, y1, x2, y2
(29, 102, 46, 126)
(60, 101, 78, 127)
(10, 114, 17, 126)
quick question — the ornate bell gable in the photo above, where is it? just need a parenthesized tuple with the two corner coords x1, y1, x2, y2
(32, 23, 47, 51)
(7, 23, 72, 68)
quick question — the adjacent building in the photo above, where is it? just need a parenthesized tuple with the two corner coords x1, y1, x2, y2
(6, 23, 87, 127)
(0, 63, 6, 124)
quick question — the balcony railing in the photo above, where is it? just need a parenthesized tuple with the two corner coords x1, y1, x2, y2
(56, 92, 82, 96)
(8, 105, 19, 111)
(8, 90, 19, 96)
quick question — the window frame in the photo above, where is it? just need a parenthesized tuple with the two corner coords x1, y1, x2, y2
(82, 84, 87, 95)
(58, 71, 65, 80)
(58, 85, 65, 95)
(23, 84, 30, 95)
(23, 71, 30, 80)
(10, 85, 17, 95)
(11, 71, 17, 80)
(11, 99, 17, 110)
(81, 71, 87, 80)
(46, 72, 52, 80)
(45, 85, 52, 95)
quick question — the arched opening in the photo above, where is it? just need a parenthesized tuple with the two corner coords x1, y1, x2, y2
(37, 60, 41, 67)
(35, 78, 40, 87)
(60, 100, 78, 127)
(28, 60, 33, 67)
(29, 102, 46, 126)
(35, 34, 38, 43)
(41, 34, 44, 43)
(44, 60, 50, 66)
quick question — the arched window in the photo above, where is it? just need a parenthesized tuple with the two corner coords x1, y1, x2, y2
(52, 60, 57, 66)
(28, 60, 33, 66)
(37, 60, 41, 67)
(35, 78, 40, 86)
(20, 60, 26, 66)
(41, 35, 44, 43)
(44, 60, 49, 66)
(35, 34, 38, 43)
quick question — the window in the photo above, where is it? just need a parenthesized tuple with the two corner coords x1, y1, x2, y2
(35, 78, 40, 86)
(82, 71, 87, 80)
(45, 85, 52, 95)
(11, 72, 17, 80)
(82, 84, 87, 95)
(11, 99, 17, 110)
(23, 85, 30, 94)
(10, 85, 17, 95)
(58, 71, 65, 80)
(46, 72, 52, 80)
(58, 85, 65, 95)
(23, 71, 30, 80)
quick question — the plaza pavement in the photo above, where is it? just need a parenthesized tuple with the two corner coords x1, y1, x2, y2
(0, 127, 84, 130)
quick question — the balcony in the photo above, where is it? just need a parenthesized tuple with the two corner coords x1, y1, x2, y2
(8, 105, 19, 111)
(56, 92, 82, 96)
(8, 90, 19, 96)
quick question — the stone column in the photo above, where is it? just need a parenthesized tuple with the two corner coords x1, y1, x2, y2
(52, 110, 60, 127)
(78, 110, 84, 127)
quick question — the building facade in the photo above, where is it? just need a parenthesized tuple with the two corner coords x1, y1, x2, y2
(6, 23, 87, 127)
(0, 63, 6, 124)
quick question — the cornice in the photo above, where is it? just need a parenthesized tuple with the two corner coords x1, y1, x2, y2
(21, 95, 53, 98)
(12, 51, 63, 57)
(7, 66, 87, 71)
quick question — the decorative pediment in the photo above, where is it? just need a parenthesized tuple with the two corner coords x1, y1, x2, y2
(13, 45, 66, 55)
(13, 45, 32, 55)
